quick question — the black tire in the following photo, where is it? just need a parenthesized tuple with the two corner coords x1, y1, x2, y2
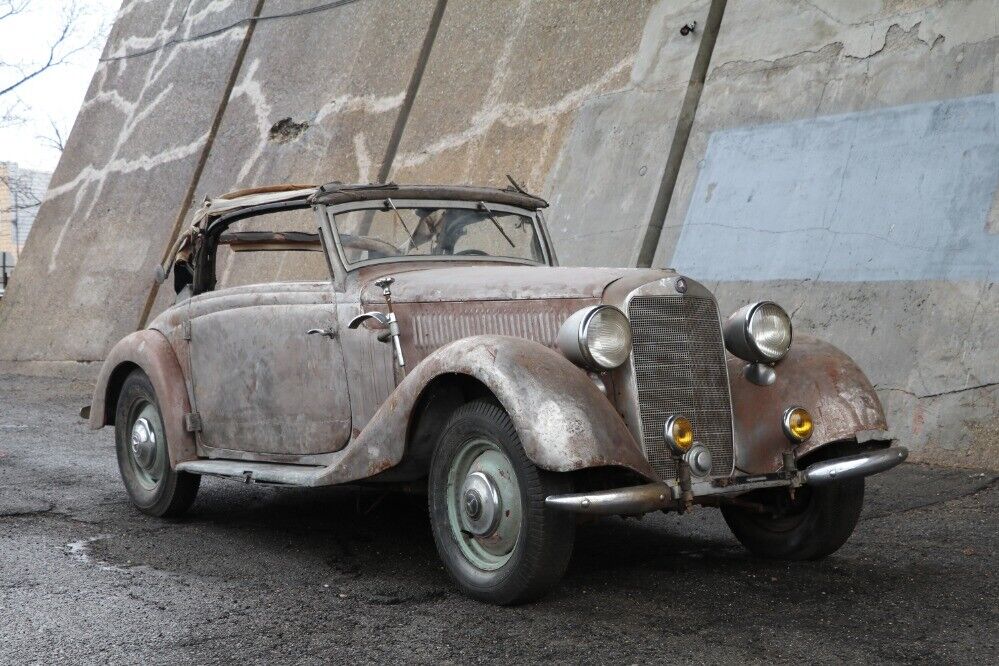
(428, 399, 575, 605)
(721, 461, 864, 561)
(114, 369, 200, 518)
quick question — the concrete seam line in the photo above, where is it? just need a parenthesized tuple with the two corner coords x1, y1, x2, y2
(633, 0, 727, 268)
(136, 0, 266, 330)
(376, 0, 449, 184)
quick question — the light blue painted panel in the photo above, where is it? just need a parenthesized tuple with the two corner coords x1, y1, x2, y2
(671, 94, 999, 281)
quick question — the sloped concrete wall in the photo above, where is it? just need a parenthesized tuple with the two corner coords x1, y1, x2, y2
(157, 0, 438, 299)
(652, 0, 998, 467)
(2, 0, 716, 335)
(388, 0, 713, 268)
(0, 0, 259, 364)
(0, 0, 995, 466)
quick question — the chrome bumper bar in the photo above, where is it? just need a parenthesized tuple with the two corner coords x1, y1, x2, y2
(802, 447, 908, 485)
(546, 446, 908, 516)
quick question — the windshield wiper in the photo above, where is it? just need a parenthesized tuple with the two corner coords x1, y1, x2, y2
(385, 198, 417, 251)
(478, 201, 515, 248)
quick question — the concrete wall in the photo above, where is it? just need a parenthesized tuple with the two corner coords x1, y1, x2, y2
(0, 0, 995, 467)
(0, 0, 259, 364)
(652, 0, 998, 469)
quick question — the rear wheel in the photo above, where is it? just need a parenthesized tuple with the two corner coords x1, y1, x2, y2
(428, 400, 575, 605)
(114, 369, 200, 517)
(722, 446, 865, 561)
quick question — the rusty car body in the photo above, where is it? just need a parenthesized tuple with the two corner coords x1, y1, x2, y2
(90, 182, 907, 604)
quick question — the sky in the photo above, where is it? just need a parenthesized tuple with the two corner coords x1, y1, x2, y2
(0, 0, 122, 173)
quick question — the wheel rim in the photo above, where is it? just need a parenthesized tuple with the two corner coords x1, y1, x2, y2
(445, 437, 522, 571)
(127, 401, 166, 491)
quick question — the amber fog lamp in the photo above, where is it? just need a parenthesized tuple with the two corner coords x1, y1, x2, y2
(663, 416, 695, 455)
(782, 406, 813, 443)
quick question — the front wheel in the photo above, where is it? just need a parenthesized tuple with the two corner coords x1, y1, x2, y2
(721, 477, 864, 561)
(114, 369, 200, 517)
(428, 400, 575, 605)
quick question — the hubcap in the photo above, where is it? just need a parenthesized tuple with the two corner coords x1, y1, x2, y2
(446, 438, 522, 571)
(130, 417, 157, 470)
(460, 471, 501, 536)
(127, 402, 165, 490)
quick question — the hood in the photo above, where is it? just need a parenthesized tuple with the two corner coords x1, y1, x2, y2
(361, 265, 672, 303)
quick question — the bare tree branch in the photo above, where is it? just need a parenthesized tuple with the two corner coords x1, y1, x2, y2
(1, 170, 43, 212)
(1, 97, 26, 127)
(0, 1, 30, 24)
(0, 1, 94, 99)
(36, 117, 65, 152)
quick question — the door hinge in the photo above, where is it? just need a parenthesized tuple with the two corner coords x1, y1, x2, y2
(184, 412, 203, 432)
(181, 321, 192, 340)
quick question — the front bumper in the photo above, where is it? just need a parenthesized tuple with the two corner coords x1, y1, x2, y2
(546, 446, 908, 516)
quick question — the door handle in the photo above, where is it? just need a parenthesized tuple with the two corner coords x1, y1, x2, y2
(307, 327, 337, 339)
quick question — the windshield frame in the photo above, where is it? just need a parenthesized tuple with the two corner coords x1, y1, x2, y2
(321, 198, 556, 273)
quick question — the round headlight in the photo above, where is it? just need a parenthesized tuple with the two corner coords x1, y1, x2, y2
(557, 305, 632, 371)
(723, 301, 793, 363)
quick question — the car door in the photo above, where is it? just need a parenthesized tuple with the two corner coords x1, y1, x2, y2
(336, 288, 397, 434)
(186, 282, 351, 460)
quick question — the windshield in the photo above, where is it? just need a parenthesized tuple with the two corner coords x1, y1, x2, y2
(329, 203, 546, 266)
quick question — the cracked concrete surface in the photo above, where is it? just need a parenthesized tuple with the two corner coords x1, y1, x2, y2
(0, 0, 257, 363)
(1, 374, 996, 663)
(876, 382, 999, 401)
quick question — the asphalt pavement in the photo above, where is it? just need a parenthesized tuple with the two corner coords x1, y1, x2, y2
(1, 373, 996, 664)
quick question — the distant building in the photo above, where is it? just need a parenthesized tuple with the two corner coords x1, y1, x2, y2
(1, 162, 51, 294)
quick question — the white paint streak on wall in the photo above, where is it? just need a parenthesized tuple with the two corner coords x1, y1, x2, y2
(44, 0, 244, 272)
(227, 57, 405, 185)
(393, 56, 635, 172)
(353, 133, 372, 183)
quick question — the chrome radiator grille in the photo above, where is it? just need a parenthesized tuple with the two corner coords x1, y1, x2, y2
(628, 295, 734, 479)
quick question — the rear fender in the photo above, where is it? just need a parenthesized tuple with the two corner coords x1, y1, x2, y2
(729, 334, 889, 475)
(319, 335, 656, 484)
(89, 329, 196, 468)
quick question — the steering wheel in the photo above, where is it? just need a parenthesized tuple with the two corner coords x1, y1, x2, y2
(454, 249, 489, 256)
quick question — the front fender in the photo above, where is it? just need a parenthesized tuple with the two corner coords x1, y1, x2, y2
(89, 329, 197, 468)
(318, 335, 656, 484)
(729, 334, 889, 475)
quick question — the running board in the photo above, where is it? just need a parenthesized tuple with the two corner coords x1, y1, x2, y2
(175, 460, 326, 486)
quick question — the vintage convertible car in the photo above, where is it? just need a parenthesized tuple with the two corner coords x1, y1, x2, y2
(88, 182, 907, 604)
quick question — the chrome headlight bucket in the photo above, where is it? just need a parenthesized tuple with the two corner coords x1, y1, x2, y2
(557, 305, 632, 371)
(723, 301, 793, 364)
